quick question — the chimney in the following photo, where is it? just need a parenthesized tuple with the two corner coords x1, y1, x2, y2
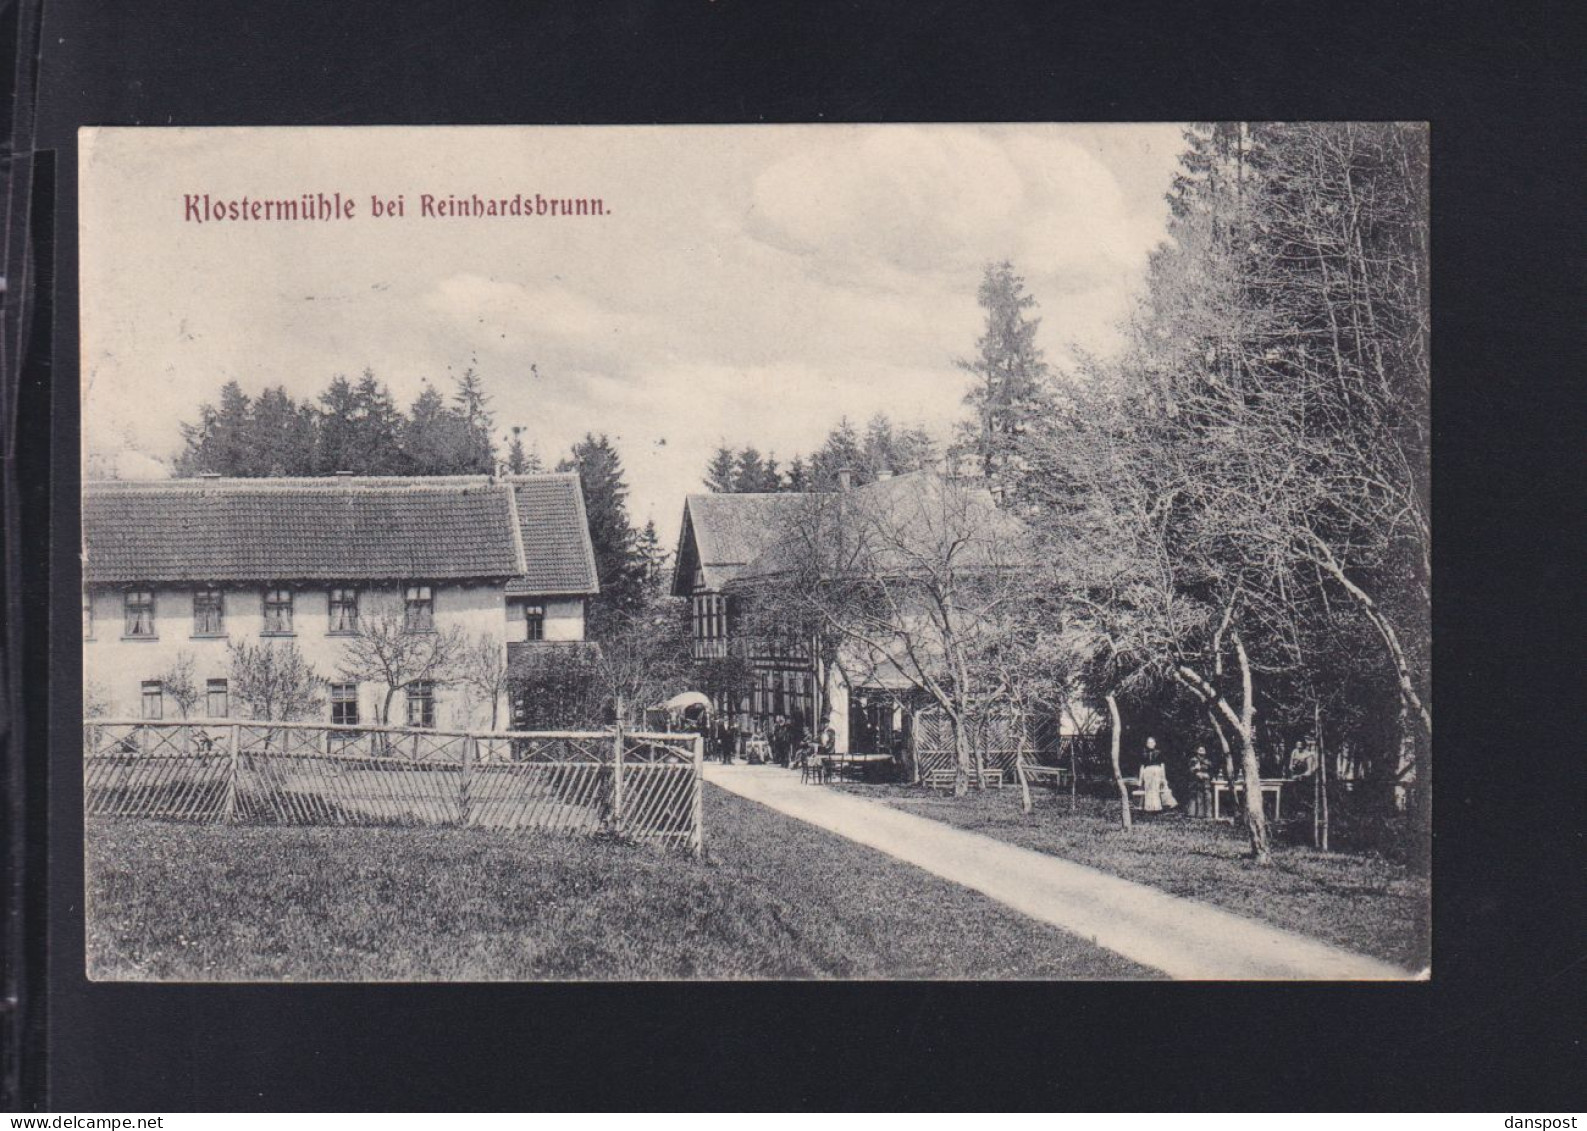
(836, 467, 854, 492)
(876, 464, 894, 481)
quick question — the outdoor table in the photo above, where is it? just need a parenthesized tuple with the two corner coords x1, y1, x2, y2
(821, 752, 892, 782)
(1209, 777, 1293, 820)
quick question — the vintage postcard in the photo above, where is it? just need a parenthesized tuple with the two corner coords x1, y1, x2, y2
(79, 124, 1430, 981)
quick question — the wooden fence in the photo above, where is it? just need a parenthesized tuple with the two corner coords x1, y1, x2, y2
(83, 718, 705, 853)
(910, 709, 1102, 781)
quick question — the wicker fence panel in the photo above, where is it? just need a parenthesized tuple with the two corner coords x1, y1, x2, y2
(910, 710, 1030, 779)
(85, 719, 704, 852)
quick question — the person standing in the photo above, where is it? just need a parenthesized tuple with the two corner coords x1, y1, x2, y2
(1187, 744, 1213, 817)
(1139, 736, 1178, 813)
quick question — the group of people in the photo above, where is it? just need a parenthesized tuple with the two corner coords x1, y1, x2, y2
(705, 713, 815, 767)
(1134, 733, 1322, 816)
(1135, 736, 1219, 816)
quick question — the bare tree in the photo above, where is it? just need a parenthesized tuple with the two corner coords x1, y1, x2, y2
(154, 651, 201, 718)
(457, 634, 511, 730)
(334, 599, 465, 726)
(735, 472, 1036, 796)
(227, 640, 324, 721)
(593, 598, 694, 727)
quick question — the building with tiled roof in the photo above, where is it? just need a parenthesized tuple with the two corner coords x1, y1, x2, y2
(83, 474, 599, 731)
(670, 470, 1031, 758)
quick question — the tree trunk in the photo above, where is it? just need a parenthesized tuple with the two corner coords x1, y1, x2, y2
(952, 714, 971, 797)
(1232, 636, 1271, 864)
(1314, 701, 1330, 853)
(1015, 715, 1033, 815)
(1069, 735, 1078, 813)
(1105, 692, 1132, 829)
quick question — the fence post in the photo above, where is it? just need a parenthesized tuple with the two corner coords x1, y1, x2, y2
(459, 736, 473, 827)
(611, 713, 625, 836)
(690, 733, 704, 857)
(222, 722, 239, 824)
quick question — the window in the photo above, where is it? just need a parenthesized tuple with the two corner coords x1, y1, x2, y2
(330, 682, 359, 726)
(328, 587, 359, 634)
(692, 594, 726, 640)
(206, 678, 229, 718)
(83, 590, 93, 640)
(141, 680, 163, 720)
(262, 587, 294, 634)
(404, 584, 434, 632)
(193, 587, 224, 636)
(124, 589, 155, 638)
(405, 680, 435, 728)
(522, 603, 545, 641)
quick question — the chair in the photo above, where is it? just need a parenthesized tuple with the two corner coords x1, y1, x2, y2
(800, 751, 827, 785)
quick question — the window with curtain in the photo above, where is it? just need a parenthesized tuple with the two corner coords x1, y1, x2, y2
(404, 584, 434, 632)
(263, 587, 294, 635)
(329, 586, 359, 634)
(124, 589, 155, 637)
(193, 587, 224, 636)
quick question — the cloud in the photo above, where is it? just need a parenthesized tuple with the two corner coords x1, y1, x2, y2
(746, 126, 1149, 291)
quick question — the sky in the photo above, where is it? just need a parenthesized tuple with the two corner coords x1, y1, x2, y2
(80, 124, 1187, 531)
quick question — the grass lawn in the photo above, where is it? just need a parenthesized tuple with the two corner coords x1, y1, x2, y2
(86, 784, 1156, 981)
(831, 782, 1430, 971)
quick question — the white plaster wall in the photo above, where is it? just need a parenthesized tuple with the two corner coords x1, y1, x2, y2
(85, 581, 515, 730)
(506, 596, 586, 642)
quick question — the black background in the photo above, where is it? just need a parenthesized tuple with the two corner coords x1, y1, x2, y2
(23, 0, 1587, 1112)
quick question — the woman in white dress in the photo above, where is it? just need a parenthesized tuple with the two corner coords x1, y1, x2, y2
(1139, 737, 1178, 812)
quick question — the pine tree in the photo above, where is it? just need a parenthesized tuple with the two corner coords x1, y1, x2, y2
(635, 519, 669, 594)
(401, 384, 466, 475)
(313, 375, 361, 474)
(347, 369, 405, 474)
(808, 416, 864, 489)
(703, 445, 739, 492)
(956, 261, 1050, 486)
(784, 456, 810, 492)
(504, 426, 534, 474)
(175, 380, 254, 475)
(451, 366, 497, 473)
(735, 446, 769, 492)
(250, 386, 315, 476)
(558, 434, 647, 635)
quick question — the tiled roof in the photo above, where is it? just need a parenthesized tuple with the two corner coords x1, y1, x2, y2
(504, 474, 600, 596)
(733, 471, 1032, 582)
(83, 475, 600, 595)
(672, 493, 808, 593)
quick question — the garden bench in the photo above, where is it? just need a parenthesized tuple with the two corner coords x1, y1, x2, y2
(1019, 765, 1072, 790)
(923, 767, 1004, 791)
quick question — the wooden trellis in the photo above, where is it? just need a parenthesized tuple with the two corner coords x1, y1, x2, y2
(83, 718, 705, 853)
